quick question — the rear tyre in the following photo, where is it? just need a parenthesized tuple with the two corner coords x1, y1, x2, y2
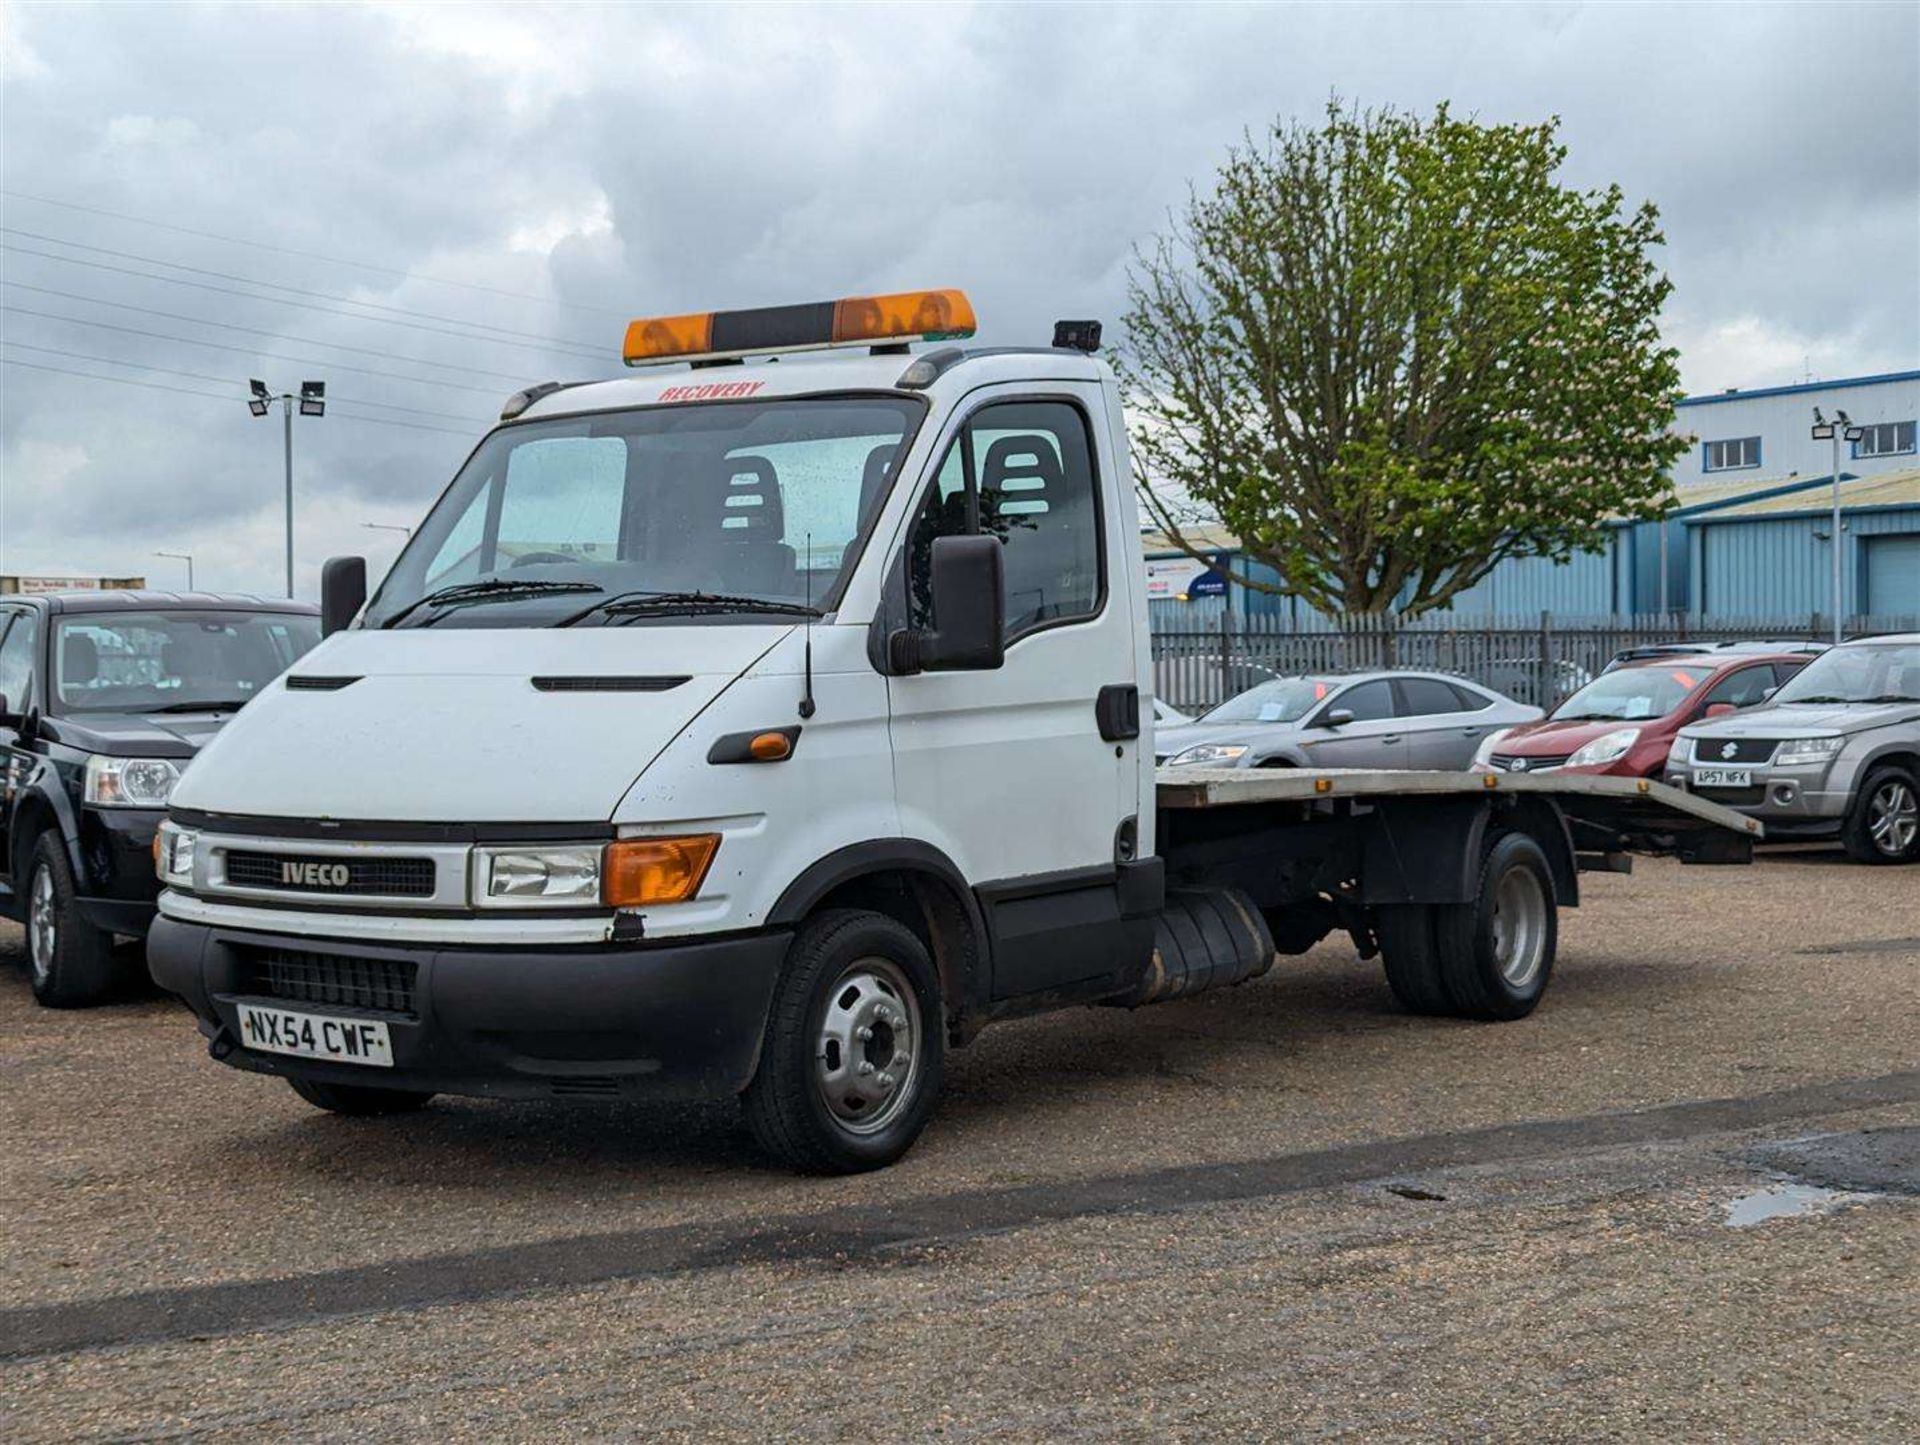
(1375, 904, 1454, 1015)
(744, 909, 945, 1174)
(287, 1077, 436, 1115)
(1434, 832, 1557, 1021)
(26, 833, 118, 1008)
(1840, 765, 1920, 865)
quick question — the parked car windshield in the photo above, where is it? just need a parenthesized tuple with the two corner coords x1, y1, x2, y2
(1551, 664, 1706, 722)
(1199, 677, 1335, 725)
(51, 611, 320, 714)
(1770, 641, 1920, 705)
(362, 396, 924, 628)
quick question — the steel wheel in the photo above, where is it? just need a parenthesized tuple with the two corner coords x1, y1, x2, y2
(1867, 779, 1918, 857)
(27, 862, 57, 986)
(813, 956, 922, 1137)
(1490, 863, 1548, 989)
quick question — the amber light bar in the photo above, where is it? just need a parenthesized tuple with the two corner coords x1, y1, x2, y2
(622, 288, 976, 366)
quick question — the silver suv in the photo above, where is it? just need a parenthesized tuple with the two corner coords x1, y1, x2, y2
(1667, 635, 1920, 863)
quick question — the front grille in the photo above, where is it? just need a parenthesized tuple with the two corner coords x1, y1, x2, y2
(223, 850, 435, 897)
(1695, 738, 1779, 764)
(239, 947, 417, 1016)
(1491, 753, 1571, 773)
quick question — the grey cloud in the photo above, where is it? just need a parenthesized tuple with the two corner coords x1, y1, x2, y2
(2, 1, 1914, 597)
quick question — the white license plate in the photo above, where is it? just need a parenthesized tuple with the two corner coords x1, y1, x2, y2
(1693, 767, 1753, 788)
(236, 1004, 393, 1067)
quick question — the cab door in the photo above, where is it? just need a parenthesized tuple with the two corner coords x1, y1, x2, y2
(883, 388, 1142, 1000)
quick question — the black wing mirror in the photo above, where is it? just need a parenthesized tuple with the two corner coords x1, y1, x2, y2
(320, 556, 368, 637)
(0, 692, 14, 728)
(888, 535, 1005, 674)
(1322, 707, 1355, 728)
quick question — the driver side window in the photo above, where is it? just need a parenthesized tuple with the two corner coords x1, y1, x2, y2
(0, 611, 37, 714)
(903, 400, 1103, 639)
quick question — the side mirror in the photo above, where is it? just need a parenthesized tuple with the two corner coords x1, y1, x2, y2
(320, 555, 368, 637)
(1704, 702, 1737, 718)
(0, 692, 13, 728)
(1322, 708, 1355, 728)
(889, 535, 1005, 673)
(1760, 686, 1778, 701)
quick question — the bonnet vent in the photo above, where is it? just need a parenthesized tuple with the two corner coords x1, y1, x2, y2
(285, 676, 361, 692)
(531, 676, 691, 693)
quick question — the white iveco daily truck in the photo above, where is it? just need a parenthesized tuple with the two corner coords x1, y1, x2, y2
(148, 289, 1760, 1172)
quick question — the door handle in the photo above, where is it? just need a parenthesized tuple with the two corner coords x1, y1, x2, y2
(1095, 684, 1139, 742)
(1381, 734, 1403, 745)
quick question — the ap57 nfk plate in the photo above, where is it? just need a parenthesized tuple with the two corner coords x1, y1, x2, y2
(1692, 767, 1753, 788)
(236, 1004, 393, 1067)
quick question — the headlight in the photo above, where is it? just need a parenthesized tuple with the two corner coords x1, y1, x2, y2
(1167, 744, 1250, 767)
(1472, 728, 1512, 767)
(85, 755, 182, 807)
(470, 835, 721, 909)
(155, 821, 198, 886)
(1775, 736, 1844, 767)
(472, 845, 604, 909)
(1567, 727, 1641, 768)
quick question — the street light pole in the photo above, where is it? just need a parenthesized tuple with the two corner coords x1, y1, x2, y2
(154, 551, 194, 590)
(283, 396, 295, 598)
(249, 379, 325, 601)
(1811, 407, 1866, 644)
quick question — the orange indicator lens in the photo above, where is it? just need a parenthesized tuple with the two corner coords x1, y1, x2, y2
(602, 835, 721, 907)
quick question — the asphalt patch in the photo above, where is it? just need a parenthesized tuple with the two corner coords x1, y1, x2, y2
(1744, 1126, 1920, 1197)
(4, 1069, 1915, 1362)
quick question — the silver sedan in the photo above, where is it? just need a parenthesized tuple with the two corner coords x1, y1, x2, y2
(1154, 670, 1542, 771)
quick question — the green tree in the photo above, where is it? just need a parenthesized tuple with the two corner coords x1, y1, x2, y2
(1120, 100, 1686, 617)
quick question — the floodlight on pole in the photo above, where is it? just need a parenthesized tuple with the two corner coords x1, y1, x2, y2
(246, 378, 326, 598)
(1811, 406, 1849, 643)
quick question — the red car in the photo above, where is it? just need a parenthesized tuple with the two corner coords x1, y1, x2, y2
(1470, 650, 1816, 778)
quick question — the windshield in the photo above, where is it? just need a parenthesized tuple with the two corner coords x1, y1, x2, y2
(1199, 677, 1335, 725)
(363, 395, 924, 628)
(52, 611, 320, 715)
(1771, 641, 1920, 705)
(1552, 664, 1705, 722)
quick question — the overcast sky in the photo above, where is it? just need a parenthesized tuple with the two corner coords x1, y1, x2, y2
(2, 1, 1915, 597)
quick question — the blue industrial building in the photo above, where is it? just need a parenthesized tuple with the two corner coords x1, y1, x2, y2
(1688, 469, 1920, 620)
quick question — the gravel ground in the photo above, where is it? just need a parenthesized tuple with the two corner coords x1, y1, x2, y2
(1, 846, 1915, 1439)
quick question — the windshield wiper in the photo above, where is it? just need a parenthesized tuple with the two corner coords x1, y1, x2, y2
(380, 578, 602, 629)
(1781, 695, 1851, 704)
(148, 699, 251, 713)
(557, 590, 823, 626)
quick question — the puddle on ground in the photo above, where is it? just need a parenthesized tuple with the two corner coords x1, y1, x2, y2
(1724, 1181, 1883, 1227)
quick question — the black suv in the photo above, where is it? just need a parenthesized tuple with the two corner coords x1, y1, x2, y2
(0, 591, 320, 1006)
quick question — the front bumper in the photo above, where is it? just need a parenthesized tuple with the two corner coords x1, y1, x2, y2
(1665, 763, 1850, 836)
(75, 807, 164, 937)
(147, 916, 790, 1102)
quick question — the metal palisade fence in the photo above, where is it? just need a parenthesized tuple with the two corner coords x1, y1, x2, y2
(1150, 611, 1920, 714)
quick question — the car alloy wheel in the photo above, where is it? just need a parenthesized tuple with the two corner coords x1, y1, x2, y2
(27, 862, 57, 986)
(1868, 778, 1918, 858)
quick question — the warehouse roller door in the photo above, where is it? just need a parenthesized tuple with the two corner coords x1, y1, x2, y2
(1864, 533, 1920, 616)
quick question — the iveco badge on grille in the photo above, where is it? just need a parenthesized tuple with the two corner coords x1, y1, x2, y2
(281, 861, 351, 888)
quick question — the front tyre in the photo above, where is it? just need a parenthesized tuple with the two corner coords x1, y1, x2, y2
(1434, 832, 1558, 1021)
(287, 1077, 436, 1115)
(26, 833, 118, 1008)
(744, 909, 946, 1174)
(1840, 765, 1920, 865)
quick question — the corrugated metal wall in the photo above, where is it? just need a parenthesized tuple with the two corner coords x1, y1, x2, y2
(1693, 506, 1920, 616)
